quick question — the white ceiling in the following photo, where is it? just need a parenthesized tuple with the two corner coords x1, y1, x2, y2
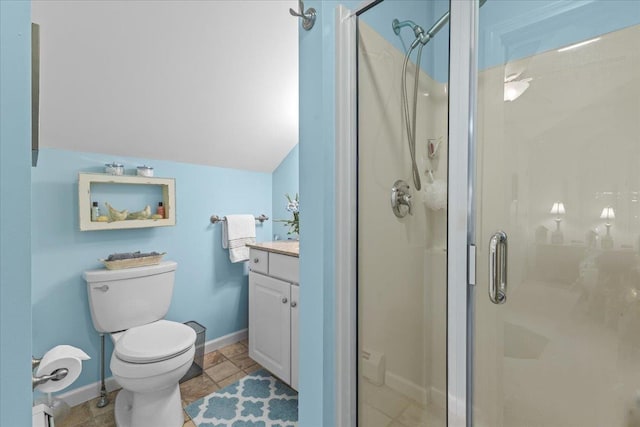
(32, 0, 299, 173)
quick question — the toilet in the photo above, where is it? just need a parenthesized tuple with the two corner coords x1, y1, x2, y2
(83, 261, 196, 427)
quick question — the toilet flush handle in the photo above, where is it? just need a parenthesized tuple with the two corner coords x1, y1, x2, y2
(94, 285, 109, 292)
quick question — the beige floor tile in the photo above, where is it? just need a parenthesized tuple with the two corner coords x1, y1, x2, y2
(361, 382, 411, 419)
(362, 403, 393, 427)
(87, 390, 119, 419)
(180, 374, 219, 404)
(203, 350, 225, 369)
(216, 371, 247, 389)
(229, 353, 258, 370)
(183, 409, 190, 422)
(219, 342, 247, 359)
(240, 338, 249, 347)
(183, 420, 196, 427)
(395, 403, 434, 427)
(92, 411, 116, 427)
(243, 363, 263, 374)
(205, 360, 241, 383)
(57, 402, 93, 427)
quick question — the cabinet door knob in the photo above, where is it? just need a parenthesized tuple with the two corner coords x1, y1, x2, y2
(254, 258, 260, 263)
(290, 301, 297, 308)
(282, 297, 288, 304)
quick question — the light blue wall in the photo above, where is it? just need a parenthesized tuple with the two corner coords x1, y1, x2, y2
(272, 144, 299, 240)
(298, 1, 358, 424)
(0, 1, 33, 425)
(298, 1, 329, 424)
(31, 148, 272, 390)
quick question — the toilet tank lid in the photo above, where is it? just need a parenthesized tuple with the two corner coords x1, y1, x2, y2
(83, 261, 177, 283)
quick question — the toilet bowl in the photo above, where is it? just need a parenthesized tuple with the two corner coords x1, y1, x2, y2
(110, 320, 196, 427)
(83, 261, 196, 427)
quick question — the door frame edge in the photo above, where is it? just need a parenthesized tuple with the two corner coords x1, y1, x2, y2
(448, 1, 478, 426)
(335, 4, 358, 427)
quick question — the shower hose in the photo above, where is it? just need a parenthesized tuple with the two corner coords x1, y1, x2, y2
(401, 42, 425, 191)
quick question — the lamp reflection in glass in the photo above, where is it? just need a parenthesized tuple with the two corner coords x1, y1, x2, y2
(600, 206, 615, 249)
(504, 72, 532, 102)
(550, 202, 566, 244)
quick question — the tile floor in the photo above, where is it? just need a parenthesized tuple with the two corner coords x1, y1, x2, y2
(360, 380, 445, 427)
(59, 339, 439, 427)
(58, 339, 263, 427)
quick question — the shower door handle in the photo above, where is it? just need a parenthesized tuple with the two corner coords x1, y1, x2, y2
(488, 231, 508, 304)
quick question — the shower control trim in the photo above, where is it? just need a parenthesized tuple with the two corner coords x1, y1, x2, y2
(391, 180, 413, 218)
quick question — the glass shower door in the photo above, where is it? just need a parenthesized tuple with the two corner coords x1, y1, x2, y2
(356, 1, 450, 426)
(473, 2, 640, 426)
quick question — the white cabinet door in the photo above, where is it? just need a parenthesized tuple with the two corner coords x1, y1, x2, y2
(290, 285, 299, 391)
(249, 272, 291, 383)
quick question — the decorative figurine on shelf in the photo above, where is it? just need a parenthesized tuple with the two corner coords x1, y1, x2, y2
(275, 193, 299, 236)
(104, 202, 128, 222)
(127, 205, 151, 220)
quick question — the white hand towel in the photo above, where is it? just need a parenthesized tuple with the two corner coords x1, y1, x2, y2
(222, 214, 256, 263)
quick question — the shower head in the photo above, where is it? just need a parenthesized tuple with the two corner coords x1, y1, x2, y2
(392, 18, 426, 50)
(394, 0, 489, 48)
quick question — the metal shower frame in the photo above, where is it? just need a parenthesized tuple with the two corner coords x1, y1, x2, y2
(334, 1, 479, 426)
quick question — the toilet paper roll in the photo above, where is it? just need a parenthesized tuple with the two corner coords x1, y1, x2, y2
(35, 345, 90, 393)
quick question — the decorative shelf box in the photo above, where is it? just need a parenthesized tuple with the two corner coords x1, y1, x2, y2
(78, 173, 176, 231)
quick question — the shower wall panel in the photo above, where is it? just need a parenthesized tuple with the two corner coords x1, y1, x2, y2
(358, 20, 448, 418)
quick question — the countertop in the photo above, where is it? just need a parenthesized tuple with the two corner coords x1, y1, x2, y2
(246, 241, 299, 257)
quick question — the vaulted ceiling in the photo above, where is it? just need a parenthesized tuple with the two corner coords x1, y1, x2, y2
(32, 1, 298, 173)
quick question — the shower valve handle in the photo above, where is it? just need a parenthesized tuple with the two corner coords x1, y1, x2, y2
(391, 180, 413, 218)
(401, 194, 413, 215)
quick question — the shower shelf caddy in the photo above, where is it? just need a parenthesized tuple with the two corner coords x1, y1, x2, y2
(78, 172, 176, 231)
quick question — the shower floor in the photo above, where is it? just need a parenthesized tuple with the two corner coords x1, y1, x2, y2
(361, 380, 445, 427)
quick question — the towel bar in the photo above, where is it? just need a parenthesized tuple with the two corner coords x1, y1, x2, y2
(210, 214, 269, 224)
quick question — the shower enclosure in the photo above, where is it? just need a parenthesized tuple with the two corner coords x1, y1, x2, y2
(352, 1, 640, 426)
(357, 2, 450, 425)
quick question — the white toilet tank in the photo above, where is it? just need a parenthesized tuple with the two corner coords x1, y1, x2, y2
(83, 261, 178, 333)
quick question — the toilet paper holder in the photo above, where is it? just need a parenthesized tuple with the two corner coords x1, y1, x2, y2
(32, 356, 69, 390)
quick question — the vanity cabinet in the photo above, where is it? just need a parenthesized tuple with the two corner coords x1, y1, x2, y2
(78, 173, 176, 231)
(290, 284, 299, 390)
(248, 247, 299, 390)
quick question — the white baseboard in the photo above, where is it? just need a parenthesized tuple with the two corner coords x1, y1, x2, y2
(57, 328, 247, 408)
(385, 371, 428, 405)
(203, 328, 247, 354)
(57, 376, 121, 408)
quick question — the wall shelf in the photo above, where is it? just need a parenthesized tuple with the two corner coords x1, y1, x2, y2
(78, 173, 176, 231)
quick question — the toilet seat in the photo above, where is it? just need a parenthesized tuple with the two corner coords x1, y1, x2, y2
(110, 320, 196, 380)
(111, 343, 195, 380)
(115, 320, 196, 364)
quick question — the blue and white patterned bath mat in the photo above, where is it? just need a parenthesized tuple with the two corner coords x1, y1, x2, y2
(185, 369, 298, 427)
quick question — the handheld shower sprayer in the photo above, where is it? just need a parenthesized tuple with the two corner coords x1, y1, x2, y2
(392, 1, 489, 193)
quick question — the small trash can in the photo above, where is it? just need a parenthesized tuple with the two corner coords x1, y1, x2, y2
(180, 320, 205, 383)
